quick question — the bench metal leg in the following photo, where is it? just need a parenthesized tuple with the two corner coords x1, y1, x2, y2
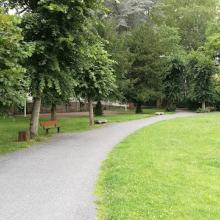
(46, 129, 49, 134)
(57, 127, 60, 133)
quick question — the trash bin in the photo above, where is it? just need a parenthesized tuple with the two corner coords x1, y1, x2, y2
(18, 131, 29, 142)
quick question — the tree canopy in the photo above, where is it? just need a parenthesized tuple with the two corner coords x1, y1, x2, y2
(1, 0, 220, 135)
(0, 8, 32, 114)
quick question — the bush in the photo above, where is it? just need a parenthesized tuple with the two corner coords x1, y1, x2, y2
(216, 103, 220, 111)
(94, 101, 103, 116)
(185, 100, 200, 110)
(207, 106, 216, 112)
(196, 108, 211, 113)
(166, 106, 176, 112)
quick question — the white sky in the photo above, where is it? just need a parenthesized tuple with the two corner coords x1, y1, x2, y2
(8, 9, 16, 15)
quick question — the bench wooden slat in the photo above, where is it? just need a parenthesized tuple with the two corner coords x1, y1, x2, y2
(40, 120, 61, 134)
(40, 120, 58, 127)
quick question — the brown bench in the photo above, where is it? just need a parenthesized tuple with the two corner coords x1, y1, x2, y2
(40, 120, 61, 134)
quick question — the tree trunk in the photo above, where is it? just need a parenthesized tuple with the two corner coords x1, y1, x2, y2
(202, 101, 206, 110)
(88, 99, 94, 126)
(30, 97, 41, 139)
(156, 98, 162, 109)
(51, 103, 56, 120)
(136, 103, 142, 114)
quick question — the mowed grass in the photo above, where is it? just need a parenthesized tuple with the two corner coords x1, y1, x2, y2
(0, 109, 160, 154)
(96, 114, 220, 220)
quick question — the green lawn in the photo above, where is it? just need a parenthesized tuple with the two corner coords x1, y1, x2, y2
(96, 114, 220, 220)
(0, 109, 161, 154)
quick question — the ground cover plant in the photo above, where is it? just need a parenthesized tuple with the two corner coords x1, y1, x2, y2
(96, 114, 220, 220)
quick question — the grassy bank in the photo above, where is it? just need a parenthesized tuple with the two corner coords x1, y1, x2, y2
(0, 109, 161, 154)
(96, 114, 220, 220)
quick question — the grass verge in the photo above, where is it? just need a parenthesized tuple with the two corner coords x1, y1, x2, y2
(0, 109, 162, 154)
(96, 114, 220, 220)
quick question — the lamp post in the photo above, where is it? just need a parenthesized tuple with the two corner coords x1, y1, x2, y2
(24, 99, 27, 117)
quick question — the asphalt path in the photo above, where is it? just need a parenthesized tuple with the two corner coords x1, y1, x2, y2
(0, 112, 194, 220)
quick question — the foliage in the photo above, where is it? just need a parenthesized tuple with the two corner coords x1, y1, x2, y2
(163, 55, 186, 109)
(205, 18, 220, 66)
(75, 27, 116, 102)
(100, 8, 182, 108)
(8, 0, 104, 135)
(0, 8, 32, 114)
(97, 19, 131, 101)
(94, 101, 103, 116)
(213, 73, 220, 110)
(125, 23, 160, 106)
(206, 20, 220, 53)
(105, 0, 154, 28)
(166, 106, 177, 112)
(196, 107, 211, 113)
(2, 0, 220, 117)
(19, 0, 98, 99)
(152, 0, 218, 50)
(124, 23, 181, 110)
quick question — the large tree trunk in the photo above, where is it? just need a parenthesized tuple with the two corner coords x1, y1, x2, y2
(88, 99, 94, 126)
(136, 103, 142, 114)
(30, 97, 41, 139)
(202, 101, 206, 110)
(51, 103, 56, 120)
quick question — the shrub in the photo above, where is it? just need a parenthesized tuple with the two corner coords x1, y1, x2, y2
(196, 108, 211, 113)
(166, 106, 176, 112)
(94, 101, 103, 116)
(207, 106, 216, 112)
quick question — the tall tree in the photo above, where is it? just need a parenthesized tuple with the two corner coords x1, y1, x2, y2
(97, 19, 131, 102)
(10, 0, 100, 137)
(125, 23, 159, 113)
(187, 51, 216, 110)
(75, 33, 116, 126)
(123, 22, 180, 113)
(163, 55, 186, 111)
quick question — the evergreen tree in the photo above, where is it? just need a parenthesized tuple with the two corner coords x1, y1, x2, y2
(163, 55, 186, 111)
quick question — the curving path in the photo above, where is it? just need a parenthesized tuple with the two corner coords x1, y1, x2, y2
(0, 112, 194, 220)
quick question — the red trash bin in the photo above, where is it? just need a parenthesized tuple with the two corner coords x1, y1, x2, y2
(18, 131, 29, 142)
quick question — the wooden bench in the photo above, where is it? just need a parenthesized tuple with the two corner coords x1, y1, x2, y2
(155, 112, 165, 116)
(40, 120, 61, 134)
